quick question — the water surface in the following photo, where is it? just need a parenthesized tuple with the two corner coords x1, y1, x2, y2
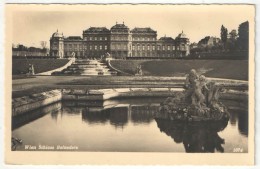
(12, 97, 248, 153)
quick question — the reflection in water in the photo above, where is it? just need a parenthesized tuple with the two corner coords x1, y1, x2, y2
(229, 111, 238, 125)
(108, 107, 128, 128)
(155, 119, 228, 153)
(12, 98, 248, 152)
(82, 109, 110, 124)
(82, 107, 129, 128)
(12, 102, 62, 130)
(238, 112, 248, 136)
(228, 109, 248, 137)
(81, 105, 158, 128)
(131, 105, 158, 124)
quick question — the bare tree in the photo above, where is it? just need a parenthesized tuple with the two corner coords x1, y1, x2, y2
(40, 41, 47, 49)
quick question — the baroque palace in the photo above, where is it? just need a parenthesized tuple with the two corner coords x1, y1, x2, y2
(50, 22, 190, 59)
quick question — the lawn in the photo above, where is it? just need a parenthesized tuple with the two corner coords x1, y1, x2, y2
(12, 59, 70, 75)
(110, 60, 248, 80)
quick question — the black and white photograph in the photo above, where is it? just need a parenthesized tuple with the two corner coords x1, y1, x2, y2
(5, 4, 255, 165)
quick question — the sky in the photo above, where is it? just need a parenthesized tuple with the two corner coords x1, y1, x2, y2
(10, 4, 253, 48)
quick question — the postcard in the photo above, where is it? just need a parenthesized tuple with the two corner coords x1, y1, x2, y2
(5, 4, 255, 165)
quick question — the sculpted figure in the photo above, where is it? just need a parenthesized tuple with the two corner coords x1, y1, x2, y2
(157, 69, 229, 121)
(185, 69, 199, 89)
(205, 81, 221, 108)
(136, 65, 143, 75)
(185, 69, 199, 104)
(28, 64, 35, 75)
(191, 75, 208, 108)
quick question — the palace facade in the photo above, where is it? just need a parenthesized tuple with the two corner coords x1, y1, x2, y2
(50, 22, 190, 59)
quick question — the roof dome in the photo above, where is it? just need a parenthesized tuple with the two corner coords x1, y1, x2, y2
(52, 30, 63, 38)
(177, 31, 187, 39)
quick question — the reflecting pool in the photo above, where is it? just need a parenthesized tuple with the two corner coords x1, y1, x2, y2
(12, 97, 248, 153)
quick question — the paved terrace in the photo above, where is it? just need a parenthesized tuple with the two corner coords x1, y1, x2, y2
(12, 75, 248, 98)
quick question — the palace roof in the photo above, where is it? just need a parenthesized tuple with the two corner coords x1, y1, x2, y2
(110, 22, 129, 33)
(158, 36, 175, 42)
(84, 27, 110, 33)
(64, 36, 83, 41)
(131, 27, 157, 34)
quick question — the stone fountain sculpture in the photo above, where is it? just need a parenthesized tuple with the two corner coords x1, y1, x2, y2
(156, 69, 229, 122)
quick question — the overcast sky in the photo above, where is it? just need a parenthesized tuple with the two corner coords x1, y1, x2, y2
(10, 4, 252, 48)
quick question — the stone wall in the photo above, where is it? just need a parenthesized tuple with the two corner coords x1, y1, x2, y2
(12, 87, 248, 117)
(12, 90, 62, 117)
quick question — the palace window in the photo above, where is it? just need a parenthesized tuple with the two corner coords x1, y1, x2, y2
(147, 38, 150, 41)
(90, 37, 92, 40)
(100, 37, 102, 40)
(105, 45, 107, 50)
(157, 45, 160, 50)
(100, 45, 102, 50)
(152, 45, 155, 50)
(95, 37, 97, 41)
(133, 45, 135, 50)
(90, 45, 92, 50)
(142, 45, 145, 50)
(105, 37, 107, 40)
(168, 46, 170, 50)
(147, 45, 150, 50)
(172, 46, 175, 50)
(162, 46, 165, 50)
(137, 45, 140, 50)
(95, 45, 97, 50)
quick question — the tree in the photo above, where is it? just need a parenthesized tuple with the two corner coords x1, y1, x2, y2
(237, 21, 249, 51)
(229, 29, 238, 40)
(220, 25, 228, 49)
(40, 41, 47, 49)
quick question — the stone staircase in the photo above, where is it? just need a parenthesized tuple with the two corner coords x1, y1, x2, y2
(52, 59, 118, 76)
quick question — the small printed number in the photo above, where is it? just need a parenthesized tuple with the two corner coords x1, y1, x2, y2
(233, 148, 243, 153)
